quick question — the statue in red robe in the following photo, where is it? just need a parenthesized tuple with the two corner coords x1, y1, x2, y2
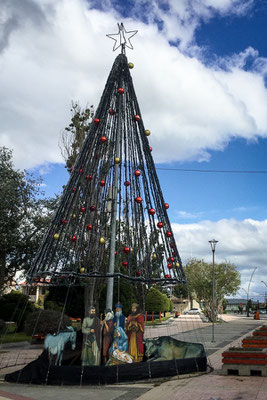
(126, 303, 145, 362)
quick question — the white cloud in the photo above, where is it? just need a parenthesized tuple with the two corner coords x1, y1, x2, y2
(128, 0, 254, 50)
(172, 218, 267, 300)
(0, 0, 266, 170)
(175, 210, 203, 220)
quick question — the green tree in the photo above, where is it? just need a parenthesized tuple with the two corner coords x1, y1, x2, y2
(146, 287, 164, 312)
(173, 283, 189, 299)
(59, 102, 94, 169)
(222, 298, 228, 312)
(185, 258, 241, 321)
(162, 293, 170, 312)
(0, 147, 58, 291)
(0, 291, 34, 331)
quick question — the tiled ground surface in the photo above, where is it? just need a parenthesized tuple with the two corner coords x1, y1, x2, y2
(0, 348, 42, 371)
(0, 315, 266, 400)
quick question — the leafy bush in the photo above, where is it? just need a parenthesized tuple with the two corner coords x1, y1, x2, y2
(44, 300, 64, 312)
(0, 291, 34, 331)
(169, 299, 173, 312)
(24, 310, 71, 336)
(0, 319, 6, 334)
(146, 288, 165, 312)
(44, 286, 84, 317)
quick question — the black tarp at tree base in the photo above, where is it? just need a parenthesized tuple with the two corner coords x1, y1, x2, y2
(5, 351, 207, 385)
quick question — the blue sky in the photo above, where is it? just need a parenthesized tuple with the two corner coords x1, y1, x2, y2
(1, 0, 267, 300)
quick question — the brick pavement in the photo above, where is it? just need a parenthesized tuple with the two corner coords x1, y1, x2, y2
(138, 318, 267, 400)
(0, 348, 42, 371)
(0, 315, 266, 400)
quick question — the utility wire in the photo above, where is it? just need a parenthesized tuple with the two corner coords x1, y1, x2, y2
(155, 167, 267, 174)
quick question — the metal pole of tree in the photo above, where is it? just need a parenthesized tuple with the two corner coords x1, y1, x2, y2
(209, 239, 218, 343)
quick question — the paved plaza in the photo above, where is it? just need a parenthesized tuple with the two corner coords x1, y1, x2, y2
(0, 314, 266, 399)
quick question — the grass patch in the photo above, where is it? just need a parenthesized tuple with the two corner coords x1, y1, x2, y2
(0, 332, 32, 344)
(145, 316, 172, 326)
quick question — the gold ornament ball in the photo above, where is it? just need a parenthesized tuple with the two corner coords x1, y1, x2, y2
(114, 157, 120, 164)
(152, 253, 157, 260)
(145, 129, 151, 136)
(128, 62, 134, 69)
(100, 237, 106, 244)
(54, 233, 60, 240)
(72, 213, 76, 219)
(176, 262, 180, 268)
(80, 267, 85, 273)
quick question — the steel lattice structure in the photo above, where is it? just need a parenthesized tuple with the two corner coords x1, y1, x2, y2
(27, 53, 186, 287)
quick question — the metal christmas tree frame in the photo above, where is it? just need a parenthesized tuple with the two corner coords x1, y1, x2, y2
(27, 24, 186, 302)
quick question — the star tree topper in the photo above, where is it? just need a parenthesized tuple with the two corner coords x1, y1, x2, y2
(107, 23, 138, 53)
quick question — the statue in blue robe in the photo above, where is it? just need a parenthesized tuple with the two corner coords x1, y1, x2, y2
(113, 302, 125, 329)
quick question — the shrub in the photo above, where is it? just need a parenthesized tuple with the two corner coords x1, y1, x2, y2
(0, 291, 34, 331)
(146, 288, 164, 312)
(0, 319, 6, 334)
(44, 300, 64, 312)
(169, 299, 173, 312)
(24, 310, 71, 336)
(162, 294, 170, 312)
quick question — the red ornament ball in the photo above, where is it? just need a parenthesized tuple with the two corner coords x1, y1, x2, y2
(86, 174, 93, 181)
(109, 108, 116, 115)
(71, 235, 77, 242)
(79, 168, 83, 174)
(86, 224, 92, 231)
(170, 242, 175, 248)
(100, 136, 107, 143)
(167, 263, 173, 269)
(122, 261, 128, 267)
(166, 231, 172, 238)
(164, 203, 169, 209)
(80, 207, 86, 213)
(134, 115, 141, 121)
(136, 269, 141, 277)
(149, 146, 152, 152)
(72, 188, 76, 192)
(165, 274, 171, 279)
(100, 180, 105, 187)
(94, 118, 100, 124)
(124, 181, 130, 187)
(90, 205, 96, 212)
(61, 219, 68, 225)
(118, 88, 124, 94)
(148, 208, 156, 215)
(134, 169, 141, 177)
(123, 246, 130, 254)
(157, 222, 163, 229)
(135, 196, 142, 204)
(168, 257, 175, 262)
(114, 251, 117, 256)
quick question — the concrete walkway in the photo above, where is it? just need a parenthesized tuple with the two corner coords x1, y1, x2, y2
(0, 315, 266, 400)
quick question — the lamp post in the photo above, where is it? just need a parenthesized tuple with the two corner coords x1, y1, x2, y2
(209, 239, 218, 343)
(261, 281, 267, 309)
(245, 267, 257, 317)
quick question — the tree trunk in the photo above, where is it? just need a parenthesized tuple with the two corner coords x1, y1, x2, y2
(0, 251, 6, 292)
(83, 278, 96, 317)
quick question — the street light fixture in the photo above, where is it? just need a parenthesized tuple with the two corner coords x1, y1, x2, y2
(261, 281, 267, 306)
(243, 267, 257, 317)
(209, 239, 218, 343)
